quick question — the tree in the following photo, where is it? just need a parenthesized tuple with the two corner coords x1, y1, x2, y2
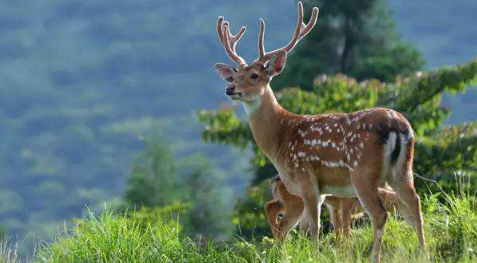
(179, 155, 232, 240)
(124, 133, 232, 239)
(124, 132, 180, 208)
(274, 0, 424, 90)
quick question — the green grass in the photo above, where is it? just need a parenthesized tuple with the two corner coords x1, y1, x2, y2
(3, 193, 477, 263)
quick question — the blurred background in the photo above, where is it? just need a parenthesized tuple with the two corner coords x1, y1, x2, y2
(0, 0, 475, 254)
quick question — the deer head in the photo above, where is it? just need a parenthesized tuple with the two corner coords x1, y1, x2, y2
(215, 2, 319, 103)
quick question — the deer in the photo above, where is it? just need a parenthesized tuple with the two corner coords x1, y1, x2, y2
(214, 2, 427, 262)
(264, 175, 411, 241)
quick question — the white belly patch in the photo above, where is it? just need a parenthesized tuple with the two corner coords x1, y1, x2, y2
(321, 185, 356, 197)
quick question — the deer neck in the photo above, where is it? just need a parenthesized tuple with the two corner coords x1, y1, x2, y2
(244, 85, 287, 163)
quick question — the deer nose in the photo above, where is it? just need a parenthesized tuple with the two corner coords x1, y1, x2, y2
(226, 85, 236, 95)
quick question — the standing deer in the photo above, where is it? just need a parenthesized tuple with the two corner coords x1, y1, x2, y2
(214, 2, 427, 262)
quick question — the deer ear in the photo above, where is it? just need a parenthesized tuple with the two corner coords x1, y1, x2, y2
(266, 50, 287, 76)
(215, 63, 237, 82)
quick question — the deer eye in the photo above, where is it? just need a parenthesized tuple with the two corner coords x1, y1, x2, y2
(250, 73, 259, 80)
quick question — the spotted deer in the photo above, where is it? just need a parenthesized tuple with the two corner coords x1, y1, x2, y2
(215, 2, 427, 262)
(264, 175, 411, 241)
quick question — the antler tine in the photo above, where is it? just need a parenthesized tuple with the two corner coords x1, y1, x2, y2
(299, 6, 319, 40)
(217, 16, 225, 44)
(256, 2, 319, 64)
(283, 1, 305, 53)
(217, 16, 247, 67)
(258, 18, 266, 58)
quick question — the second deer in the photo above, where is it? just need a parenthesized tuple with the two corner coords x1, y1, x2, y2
(264, 175, 412, 240)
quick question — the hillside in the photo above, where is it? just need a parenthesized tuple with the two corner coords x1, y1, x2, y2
(13, 192, 477, 263)
(0, 0, 475, 245)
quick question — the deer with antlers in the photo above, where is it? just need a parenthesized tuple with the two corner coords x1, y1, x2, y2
(215, 2, 427, 262)
(264, 175, 411, 241)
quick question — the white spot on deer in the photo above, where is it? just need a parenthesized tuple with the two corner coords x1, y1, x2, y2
(310, 155, 320, 161)
(359, 142, 364, 149)
(354, 161, 359, 167)
(322, 185, 356, 197)
(389, 110, 399, 119)
(298, 152, 307, 157)
(311, 139, 317, 146)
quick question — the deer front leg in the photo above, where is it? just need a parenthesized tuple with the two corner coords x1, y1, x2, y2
(340, 199, 356, 238)
(298, 210, 309, 233)
(298, 178, 322, 240)
(327, 204, 343, 241)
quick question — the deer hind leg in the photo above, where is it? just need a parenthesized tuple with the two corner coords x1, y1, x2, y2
(388, 178, 426, 251)
(387, 137, 427, 254)
(351, 170, 387, 263)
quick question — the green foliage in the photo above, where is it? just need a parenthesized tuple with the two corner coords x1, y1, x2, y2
(179, 155, 233, 240)
(28, 193, 477, 263)
(394, 60, 477, 112)
(198, 107, 253, 149)
(124, 133, 232, 239)
(124, 132, 180, 208)
(232, 181, 272, 239)
(274, 0, 424, 90)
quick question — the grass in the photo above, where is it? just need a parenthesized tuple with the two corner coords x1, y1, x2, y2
(2, 192, 476, 263)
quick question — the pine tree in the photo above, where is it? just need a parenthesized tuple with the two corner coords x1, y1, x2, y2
(274, 0, 424, 90)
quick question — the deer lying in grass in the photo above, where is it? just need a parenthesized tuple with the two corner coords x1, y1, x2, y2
(215, 2, 427, 262)
(264, 175, 411, 240)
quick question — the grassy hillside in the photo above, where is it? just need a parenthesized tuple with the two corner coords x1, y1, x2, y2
(1, 191, 471, 263)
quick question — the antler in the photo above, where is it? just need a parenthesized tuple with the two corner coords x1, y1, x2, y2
(256, 2, 319, 64)
(217, 16, 247, 67)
